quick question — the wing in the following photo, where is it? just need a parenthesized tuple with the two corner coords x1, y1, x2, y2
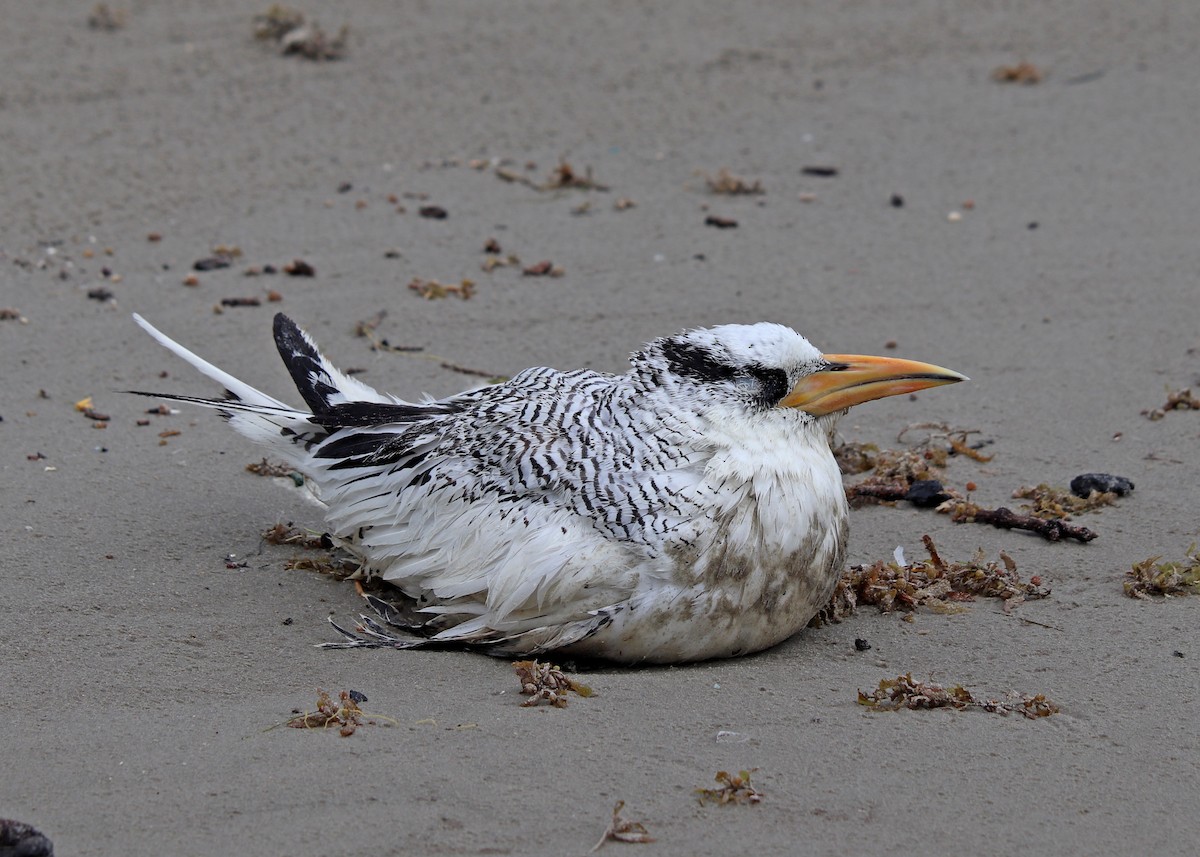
(299, 366, 710, 640)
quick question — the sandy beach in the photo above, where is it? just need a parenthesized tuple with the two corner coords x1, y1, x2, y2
(3, 2, 1199, 854)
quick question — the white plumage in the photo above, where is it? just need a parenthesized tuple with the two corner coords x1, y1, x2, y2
(132, 313, 964, 663)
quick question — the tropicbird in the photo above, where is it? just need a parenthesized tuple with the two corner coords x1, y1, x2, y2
(132, 313, 965, 663)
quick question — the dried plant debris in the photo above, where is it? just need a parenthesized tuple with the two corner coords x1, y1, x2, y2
(255, 5, 347, 60)
(246, 458, 305, 484)
(858, 673, 1060, 719)
(1142, 387, 1198, 420)
(74, 396, 110, 425)
(843, 423, 991, 503)
(590, 801, 655, 852)
(0, 818, 54, 857)
(494, 159, 609, 192)
(285, 554, 361, 579)
(353, 309, 388, 338)
(832, 440, 879, 475)
(696, 769, 763, 805)
(992, 61, 1043, 84)
(701, 168, 764, 195)
(482, 253, 522, 273)
(285, 688, 386, 736)
(1125, 545, 1200, 599)
(1012, 483, 1121, 518)
(940, 501, 1097, 542)
(513, 660, 594, 707)
(704, 215, 738, 229)
(262, 523, 331, 549)
(283, 259, 315, 277)
(88, 3, 126, 30)
(822, 535, 1048, 623)
(544, 158, 609, 191)
(522, 260, 564, 277)
(841, 425, 1100, 542)
(896, 422, 994, 463)
(408, 277, 475, 300)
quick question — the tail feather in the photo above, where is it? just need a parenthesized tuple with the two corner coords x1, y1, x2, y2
(272, 313, 392, 411)
(129, 313, 334, 465)
(129, 313, 419, 470)
(132, 313, 289, 410)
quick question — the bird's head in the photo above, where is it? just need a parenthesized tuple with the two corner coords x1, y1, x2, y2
(632, 322, 966, 421)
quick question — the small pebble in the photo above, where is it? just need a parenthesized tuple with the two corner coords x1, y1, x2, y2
(1069, 473, 1134, 498)
(905, 479, 950, 508)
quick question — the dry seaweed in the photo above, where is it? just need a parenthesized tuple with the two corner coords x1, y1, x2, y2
(1142, 387, 1198, 420)
(1125, 545, 1200, 598)
(353, 309, 387, 338)
(992, 61, 1043, 84)
(408, 277, 475, 300)
(284, 688, 388, 736)
(522, 260, 564, 277)
(696, 769, 763, 805)
(254, 5, 347, 60)
(843, 424, 988, 507)
(88, 3, 126, 30)
(481, 253, 521, 273)
(823, 534, 1048, 622)
(590, 801, 655, 852)
(285, 555, 361, 579)
(858, 673, 1060, 719)
(245, 458, 304, 483)
(1012, 483, 1118, 518)
(262, 522, 329, 549)
(514, 659, 594, 708)
(701, 168, 764, 195)
(832, 440, 879, 475)
(544, 158, 609, 191)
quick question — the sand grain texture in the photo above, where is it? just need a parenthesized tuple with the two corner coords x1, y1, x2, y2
(3, 2, 1198, 855)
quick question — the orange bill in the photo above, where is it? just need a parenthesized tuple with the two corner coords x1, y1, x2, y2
(780, 354, 967, 416)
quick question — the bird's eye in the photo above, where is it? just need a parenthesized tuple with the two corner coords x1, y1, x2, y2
(747, 365, 789, 405)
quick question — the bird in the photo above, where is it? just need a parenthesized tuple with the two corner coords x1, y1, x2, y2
(131, 313, 965, 663)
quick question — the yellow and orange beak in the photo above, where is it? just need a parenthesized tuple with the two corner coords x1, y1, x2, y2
(780, 354, 967, 417)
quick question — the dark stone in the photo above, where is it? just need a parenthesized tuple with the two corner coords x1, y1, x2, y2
(193, 256, 232, 271)
(0, 818, 54, 857)
(854, 638, 872, 651)
(905, 479, 950, 507)
(1069, 473, 1134, 497)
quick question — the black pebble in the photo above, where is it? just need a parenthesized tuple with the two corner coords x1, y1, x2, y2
(890, 193, 905, 207)
(854, 638, 872, 652)
(1070, 473, 1134, 497)
(193, 256, 232, 271)
(0, 818, 54, 857)
(905, 479, 950, 508)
